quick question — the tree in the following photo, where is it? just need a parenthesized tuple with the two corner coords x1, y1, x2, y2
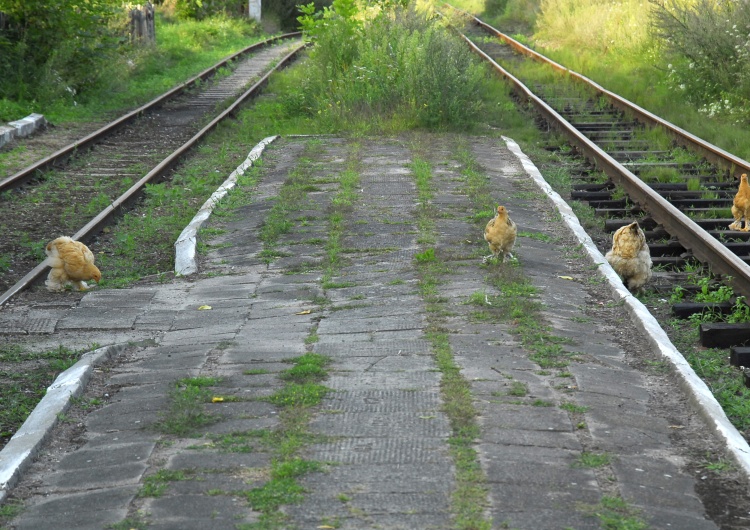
(0, 0, 122, 99)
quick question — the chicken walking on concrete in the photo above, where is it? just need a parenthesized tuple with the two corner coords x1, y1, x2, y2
(483, 205, 517, 263)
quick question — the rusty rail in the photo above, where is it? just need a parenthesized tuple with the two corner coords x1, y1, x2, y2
(0, 32, 302, 194)
(467, 16, 750, 178)
(0, 41, 306, 307)
(456, 26, 750, 299)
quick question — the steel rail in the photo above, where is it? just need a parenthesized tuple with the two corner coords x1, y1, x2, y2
(456, 32, 750, 299)
(466, 15, 750, 177)
(0, 42, 306, 308)
(0, 32, 302, 194)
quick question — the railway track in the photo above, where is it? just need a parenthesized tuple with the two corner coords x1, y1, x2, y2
(0, 34, 304, 305)
(444, 8, 750, 354)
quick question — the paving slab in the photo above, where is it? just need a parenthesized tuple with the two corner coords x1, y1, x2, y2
(10, 486, 137, 530)
(140, 497, 258, 529)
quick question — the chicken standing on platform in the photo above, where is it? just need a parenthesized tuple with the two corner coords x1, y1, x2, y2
(45, 236, 101, 291)
(483, 205, 517, 263)
(729, 173, 750, 231)
(605, 221, 652, 291)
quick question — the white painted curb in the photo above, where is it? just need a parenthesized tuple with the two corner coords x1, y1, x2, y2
(174, 135, 279, 276)
(0, 114, 47, 149)
(503, 135, 750, 480)
(0, 344, 128, 504)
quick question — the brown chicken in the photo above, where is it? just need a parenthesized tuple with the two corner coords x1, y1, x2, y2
(729, 173, 750, 231)
(483, 205, 517, 263)
(605, 221, 652, 291)
(45, 236, 101, 291)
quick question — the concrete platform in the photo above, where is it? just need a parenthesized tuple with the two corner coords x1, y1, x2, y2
(1, 134, 748, 529)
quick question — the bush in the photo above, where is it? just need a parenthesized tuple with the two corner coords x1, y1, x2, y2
(263, 0, 332, 31)
(650, 0, 750, 121)
(295, 0, 486, 131)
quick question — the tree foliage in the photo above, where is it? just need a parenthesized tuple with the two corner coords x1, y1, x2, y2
(650, 0, 750, 120)
(158, 0, 246, 20)
(0, 0, 124, 100)
(265, 0, 332, 31)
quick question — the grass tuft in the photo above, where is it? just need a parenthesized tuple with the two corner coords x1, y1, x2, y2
(157, 377, 220, 435)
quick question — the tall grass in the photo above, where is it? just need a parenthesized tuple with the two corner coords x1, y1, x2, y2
(534, 0, 650, 56)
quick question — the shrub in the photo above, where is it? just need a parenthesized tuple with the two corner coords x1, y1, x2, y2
(650, 0, 750, 121)
(263, 0, 332, 31)
(295, 0, 486, 131)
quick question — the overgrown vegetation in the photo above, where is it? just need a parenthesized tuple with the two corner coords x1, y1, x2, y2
(0, 0, 124, 114)
(157, 376, 221, 435)
(295, 0, 487, 131)
(452, 0, 750, 159)
(585, 495, 648, 530)
(411, 147, 492, 530)
(651, 0, 750, 122)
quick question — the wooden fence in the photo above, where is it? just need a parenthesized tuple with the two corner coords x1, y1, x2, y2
(130, 2, 155, 45)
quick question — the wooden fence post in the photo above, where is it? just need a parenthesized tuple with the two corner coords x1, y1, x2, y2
(144, 2, 155, 43)
(129, 3, 155, 45)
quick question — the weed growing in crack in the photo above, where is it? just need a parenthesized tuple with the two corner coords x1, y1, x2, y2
(138, 469, 190, 498)
(411, 144, 492, 530)
(238, 321, 330, 528)
(573, 452, 611, 469)
(157, 377, 220, 435)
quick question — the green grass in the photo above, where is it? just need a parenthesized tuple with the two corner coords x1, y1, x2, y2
(279, 354, 331, 385)
(560, 402, 589, 414)
(138, 469, 190, 498)
(665, 317, 750, 432)
(241, 458, 323, 515)
(0, 14, 267, 124)
(202, 432, 258, 453)
(0, 344, 91, 444)
(410, 139, 492, 530)
(586, 496, 648, 530)
(318, 145, 361, 290)
(0, 501, 23, 520)
(573, 452, 611, 469)
(519, 231, 555, 243)
(266, 383, 329, 408)
(238, 331, 331, 528)
(156, 377, 220, 435)
(701, 453, 735, 473)
(507, 381, 528, 397)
